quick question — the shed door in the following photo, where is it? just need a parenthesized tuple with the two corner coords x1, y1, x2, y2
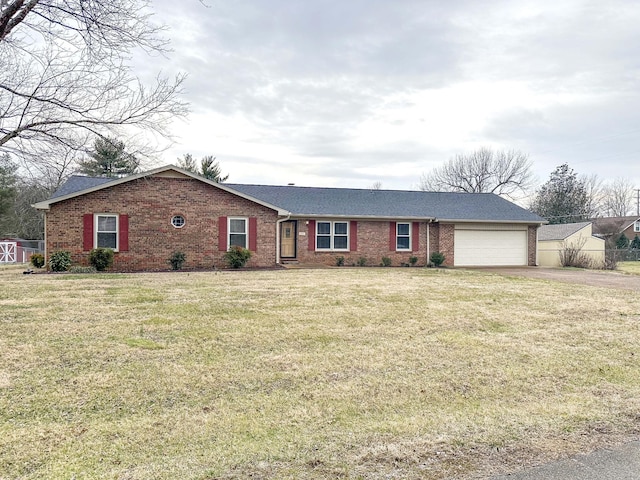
(454, 227, 527, 266)
(0, 242, 17, 263)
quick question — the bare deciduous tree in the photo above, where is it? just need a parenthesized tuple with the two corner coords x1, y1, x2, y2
(0, 0, 188, 168)
(601, 177, 636, 217)
(580, 173, 604, 218)
(419, 147, 533, 199)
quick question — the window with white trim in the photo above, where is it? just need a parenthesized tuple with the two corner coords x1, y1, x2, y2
(635, 221, 640, 232)
(396, 222, 411, 250)
(171, 215, 185, 228)
(316, 221, 349, 250)
(229, 217, 248, 248)
(96, 214, 118, 250)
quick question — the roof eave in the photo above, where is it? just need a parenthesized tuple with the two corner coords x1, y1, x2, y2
(436, 218, 546, 225)
(287, 214, 436, 221)
(32, 165, 287, 215)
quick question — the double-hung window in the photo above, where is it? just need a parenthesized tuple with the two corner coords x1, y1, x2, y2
(316, 221, 349, 250)
(396, 223, 411, 250)
(229, 217, 248, 248)
(635, 221, 640, 233)
(96, 214, 118, 250)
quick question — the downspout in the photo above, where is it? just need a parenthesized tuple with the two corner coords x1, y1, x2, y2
(535, 225, 539, 266)
(275, 213, 291, 265)
(43, 210, 48, 267)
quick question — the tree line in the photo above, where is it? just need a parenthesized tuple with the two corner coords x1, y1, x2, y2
(419, 148, 639, 223)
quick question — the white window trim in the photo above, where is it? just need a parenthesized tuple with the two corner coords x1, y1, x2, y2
(95, 213, 119, 251)
(171, 215, 185, 229)
(634, 221, 640, 232)
(396, 222, 411, 251)
(228, 217, 248, 249)
(316, 221, 349, 251)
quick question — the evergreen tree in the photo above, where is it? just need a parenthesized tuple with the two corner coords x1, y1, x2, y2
(530, 164, 589, 224)
(628, 234, 640, 250)
(177, 154, 228, 183)
(200, 156, 229, 182)
(177, 153, 198, 173)
(615, 233, 630, 250)
(78, 137, 139, 178)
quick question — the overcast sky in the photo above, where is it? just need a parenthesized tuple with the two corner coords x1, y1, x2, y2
(140, 0, 640, 200)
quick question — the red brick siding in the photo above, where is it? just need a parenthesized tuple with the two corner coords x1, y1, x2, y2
(436, 224, 455, 266)
(623, 223, 640, 241)
(528, 225, 538, 266)
(293, 219, 430, 266)
(45, 177, 278, 271)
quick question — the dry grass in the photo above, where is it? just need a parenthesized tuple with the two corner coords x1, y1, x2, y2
(618, 261, 640, 275)
(1, 265, 640, 479)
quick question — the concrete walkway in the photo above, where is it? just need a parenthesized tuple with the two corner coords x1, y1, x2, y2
(491, 441, 640, 479)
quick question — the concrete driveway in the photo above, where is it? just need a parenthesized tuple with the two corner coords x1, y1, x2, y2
(475, 267, 640, 291)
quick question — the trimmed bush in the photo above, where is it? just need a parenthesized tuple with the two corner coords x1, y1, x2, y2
(224, 246, 251, 269)
(30, 253, 45, 269)
(49, 251, 72, 272)
(335, 256, 345, 266)
(357, 256, 367, 267)
(89, 248, 114, 271)
(169, 251, 186, 270)
(409, 256, 418, 266)
(380, 257, 392, 267)
(429, 251, 445, 267)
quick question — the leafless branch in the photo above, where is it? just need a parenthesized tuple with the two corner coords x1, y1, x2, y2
(419, 147, 533, 199)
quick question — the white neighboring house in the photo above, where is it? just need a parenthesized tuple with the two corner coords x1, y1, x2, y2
(538, 222, 605, 267)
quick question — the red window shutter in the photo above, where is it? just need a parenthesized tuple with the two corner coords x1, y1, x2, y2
(218, 216, 227, 251)
(249, 217, 257, 252)
(308, 220, 316, 251)
(412, 222, 419, 252)
(83, 214, 93, 251)
(350, 221, 358, 251)
(119, 215, 129, 252)
(389, 222, 396, 251)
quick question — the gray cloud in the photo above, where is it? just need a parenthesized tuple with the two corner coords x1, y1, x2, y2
(140, 0, 640, 190)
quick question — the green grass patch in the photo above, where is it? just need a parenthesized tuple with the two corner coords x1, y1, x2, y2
(618, 261, 640, 275)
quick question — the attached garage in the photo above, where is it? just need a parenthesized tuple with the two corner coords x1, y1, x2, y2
(454, 224, 528, 266)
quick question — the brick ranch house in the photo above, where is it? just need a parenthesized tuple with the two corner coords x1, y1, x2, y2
(33, 165, 545, 271)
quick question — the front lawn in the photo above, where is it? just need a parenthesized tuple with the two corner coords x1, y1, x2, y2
(618, 261, 640, 275)
(1, 267, 639, 479)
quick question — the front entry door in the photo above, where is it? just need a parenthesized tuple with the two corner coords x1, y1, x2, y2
(280, 221, 297, 258)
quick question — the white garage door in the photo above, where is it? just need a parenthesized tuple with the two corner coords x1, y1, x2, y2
(454, 227, 528, 266)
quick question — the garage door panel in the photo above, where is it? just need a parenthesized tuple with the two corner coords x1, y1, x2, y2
(454, 229, 527, 266)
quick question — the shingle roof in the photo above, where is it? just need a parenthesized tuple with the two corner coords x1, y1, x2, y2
(590, 216, 640, 236)
(538, 222, 592, 241)
(41, 167, 545, 224)
(50, 175, 114, 199)
(226, 184, 544, 222)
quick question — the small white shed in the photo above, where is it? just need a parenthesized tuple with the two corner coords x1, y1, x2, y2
(538, 222, 605, 267)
